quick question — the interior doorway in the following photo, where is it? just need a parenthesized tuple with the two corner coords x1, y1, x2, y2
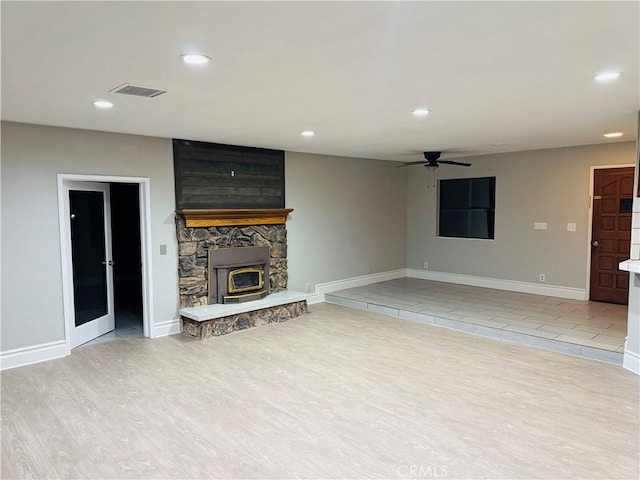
(589, 166, 634, 304)
(110, 183, 144, 341)
(58, 174, 153, 350)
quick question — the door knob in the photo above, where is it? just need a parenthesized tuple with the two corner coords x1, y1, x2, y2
(592, 240, 600, 247)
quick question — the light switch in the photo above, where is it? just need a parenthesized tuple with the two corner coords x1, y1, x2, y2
(534, 222, 548, 230)
(567, 223, 577, 232)
(160, 244, 167, 255)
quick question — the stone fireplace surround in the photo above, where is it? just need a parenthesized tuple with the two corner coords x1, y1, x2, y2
(175, 209, 308, 339)
(176, 214, 288, 308)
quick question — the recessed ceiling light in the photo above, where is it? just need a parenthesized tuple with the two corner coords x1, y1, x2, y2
(594, 71, 622, 82)
(412, 108, 430, 117)
(301, 130, 315, 137)
(180, 53, 212, 65)
(93, 100, 113, 109)
(603, 132, 623, 138)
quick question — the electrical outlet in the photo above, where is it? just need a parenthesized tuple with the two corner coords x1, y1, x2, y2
(534, 222, 548, 230)
(305, 283, 311, 293)
(423, 261, 429, 269)
(539, 274, 546, 282)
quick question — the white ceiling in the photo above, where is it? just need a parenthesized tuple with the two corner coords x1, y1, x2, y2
(1, 1, 638, 161)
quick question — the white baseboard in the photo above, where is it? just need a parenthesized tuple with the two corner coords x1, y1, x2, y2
(308, 269, 408, 304)
(623, 350, 640, 375)
(407, 269, 587, 301)
(153, 319, 181, 338)
(0, 340, 69, 371)
(1, 320, 182, 369)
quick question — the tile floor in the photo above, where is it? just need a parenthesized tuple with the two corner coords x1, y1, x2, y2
(79, 310, 143, 348)
(326, 278, 628, 363)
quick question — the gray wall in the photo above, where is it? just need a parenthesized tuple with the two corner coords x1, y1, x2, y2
(2, 120, 636, 364)
(407, 142, 637, 289)
(285, 151, 407, 292)
(1, 122, 408, 353)
(1, 122, 178, 351)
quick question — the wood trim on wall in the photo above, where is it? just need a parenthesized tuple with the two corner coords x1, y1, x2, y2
(176, 208, 294, 227)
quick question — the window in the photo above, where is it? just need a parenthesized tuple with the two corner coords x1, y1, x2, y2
(439, 177, 495, 239)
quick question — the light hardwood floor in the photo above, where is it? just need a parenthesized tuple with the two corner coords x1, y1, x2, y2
(2, 303, 638, 479)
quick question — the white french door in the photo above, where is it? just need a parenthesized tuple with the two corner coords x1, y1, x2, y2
(63, 182, 115, 348)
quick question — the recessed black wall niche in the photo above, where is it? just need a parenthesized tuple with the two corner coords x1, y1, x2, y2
(173, 139, 285, 209)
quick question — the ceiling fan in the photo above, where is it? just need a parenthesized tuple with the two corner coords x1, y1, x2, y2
(396, 151, 472, 169)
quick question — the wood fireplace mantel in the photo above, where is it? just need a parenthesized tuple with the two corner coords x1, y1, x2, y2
(177, 208, 294, 227)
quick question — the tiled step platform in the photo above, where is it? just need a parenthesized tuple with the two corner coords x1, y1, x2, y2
(325, 292, 624, 365)
(180, 290, 309, 339)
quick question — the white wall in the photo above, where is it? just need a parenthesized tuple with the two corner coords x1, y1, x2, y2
(626, 273, 640, 372)
(407, 142, 636, 291)
(623, 115, 640, 373)
(286, 151, 407, 292)
(1, 122, 179, 351)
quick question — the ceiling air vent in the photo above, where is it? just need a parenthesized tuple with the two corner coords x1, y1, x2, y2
(109, 83, 167, 98)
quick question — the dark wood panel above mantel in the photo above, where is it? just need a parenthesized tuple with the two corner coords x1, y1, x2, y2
(173, 139, 285, 210)
(177, 208, 294, 227)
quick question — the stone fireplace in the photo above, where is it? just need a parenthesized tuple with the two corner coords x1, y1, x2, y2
(175, 209, 308, 339)
(172, 138, 307, 338)
(175, 213, 289, 308)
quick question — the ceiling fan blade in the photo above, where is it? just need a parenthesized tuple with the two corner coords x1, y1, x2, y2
(438, 160, 472, 167)
(396, 161, 427, 168)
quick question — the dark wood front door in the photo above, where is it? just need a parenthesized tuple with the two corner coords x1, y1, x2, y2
(590, 167, 634, 304)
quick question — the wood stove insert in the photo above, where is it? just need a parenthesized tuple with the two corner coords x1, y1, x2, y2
(208, 246, 270, 304)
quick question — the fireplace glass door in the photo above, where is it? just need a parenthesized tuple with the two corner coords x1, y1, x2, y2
(228, 267, 263, 293)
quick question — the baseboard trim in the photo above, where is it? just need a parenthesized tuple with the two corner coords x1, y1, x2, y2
(307, 269, 408, 304)
(0, 340, 69, 371)
(407, 269, 587, 301)
(623, 350, 640, 375)
(153, 319, 181, 338)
